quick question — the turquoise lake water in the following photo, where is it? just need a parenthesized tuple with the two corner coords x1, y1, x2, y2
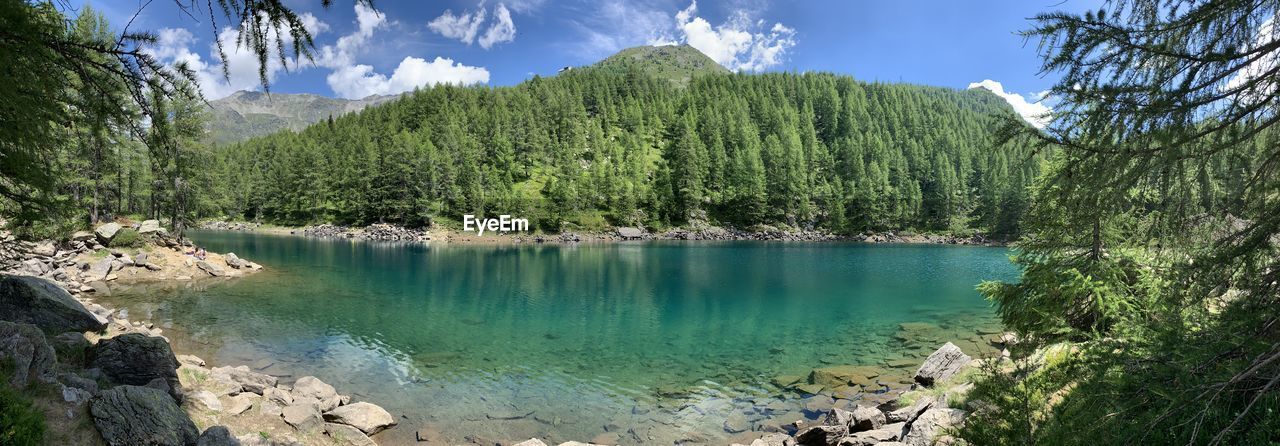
(101, 231, 1018, 445)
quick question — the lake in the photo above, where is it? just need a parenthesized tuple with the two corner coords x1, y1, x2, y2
(98, 231, 1018, 445)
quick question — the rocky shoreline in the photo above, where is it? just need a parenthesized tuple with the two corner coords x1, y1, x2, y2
(200, 220, 1004, 246)
(0, 221, 397, 446)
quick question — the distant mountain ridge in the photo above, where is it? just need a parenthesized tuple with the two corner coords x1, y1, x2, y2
(205, 91, 398, 145)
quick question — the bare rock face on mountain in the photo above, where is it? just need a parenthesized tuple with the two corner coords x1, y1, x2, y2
(0, 274, 107, 334)
(90, 385, 200, 446)
(206, 90, 399, 145)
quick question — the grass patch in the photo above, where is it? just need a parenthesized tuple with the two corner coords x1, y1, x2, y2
(0, 360, 46, 446)
(107, 228, 142, 248)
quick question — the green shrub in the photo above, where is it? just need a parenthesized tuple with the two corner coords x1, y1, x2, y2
(108, 228, 142, 248)
(0, 361, 46, 446)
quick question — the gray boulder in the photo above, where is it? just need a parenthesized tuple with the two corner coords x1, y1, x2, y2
(794, 425, 846, 446)
(850, 405, 886, 431)
(914, 343, 972, 387)
(323, 402, 395, 435)
(90, 385, 199, 446)
(838, 422, 905, 446)
(0, 321, 56, 387)
(616, 227, 645, 239)
(282, 403, 323, 432)
(90, 333, 182, 401)
(887, 396, 936, 424)
(749, 433, 794, 446)
(30, 241, 57, 257)
(72, 231, 96, 242)
(0, 274, 107, 334)
(224, 253, 246, 269)
(291, 376, 341, 412)
(95, 222, 123, 244)
(324, 423, 375, 446)
(196, 260, 225, 277)
(197, 426, 241, 446)
(84, 257, 115, 282)
(138, 220, 165, 234)
(900, 408, 965, 446)
(211, 365, 278, 394)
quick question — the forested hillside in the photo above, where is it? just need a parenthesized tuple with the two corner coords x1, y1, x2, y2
(206, 51, 1045, 235)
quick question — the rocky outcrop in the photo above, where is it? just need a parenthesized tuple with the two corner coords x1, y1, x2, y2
(0, 274, 106, 333)
(200, 221, 261, 231)
(196, 426, 240, 446)
(300, 223, 428, 242)
(291, 375, 343, 412)
(211, 365, 278, 394)
(90, 385, 200, 446)
(323, 402, 396, 435)
(90, 333, 183, 401)
(95, 222, 122, 244)
(900, 408, 965, 446)
(914, 343, 973, 386)
(0, 321, 56, 387)
(139, 220, 167, 235)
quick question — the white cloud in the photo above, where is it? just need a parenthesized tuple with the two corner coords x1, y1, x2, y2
(327, 57, 490, 99)
(571, 0, 795, 71)
(967, 79, 1052, 128)
(318, 4, 488, 98)
(428, 8, 486, 45)
(672, 1, 796, 72)
(479, 4, 517, 49)
(1224, 17, 1278, 102)
(146, 12, 328, 99)
(148, 4, 490, 100)
(428, 3, 518, 49)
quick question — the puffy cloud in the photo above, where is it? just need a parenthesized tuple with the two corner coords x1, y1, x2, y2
(1224, 17, 1278, 101)
(428, 3, 518, 49)
(146, 12, 328, 99)
(479, 4, 517, 49)
(673, 1, 796, 72)
(148, 4, 490, 100)
(571, 0, 796, 71)
(327, 56, 490, 99)
(967, 79, 1052, 128)
(428, 8, 487, 45)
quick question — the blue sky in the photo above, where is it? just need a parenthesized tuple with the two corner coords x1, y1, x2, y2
(73, 0, 1100, 121)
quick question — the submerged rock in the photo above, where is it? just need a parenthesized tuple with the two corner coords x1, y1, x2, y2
(90, 385, 199, 446)
(0, 274, 107, 334)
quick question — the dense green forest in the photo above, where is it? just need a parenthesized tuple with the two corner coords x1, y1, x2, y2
(208, 61, 1045, 235)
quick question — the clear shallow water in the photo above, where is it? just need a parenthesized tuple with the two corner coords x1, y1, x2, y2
(100, 232, 1017, 445)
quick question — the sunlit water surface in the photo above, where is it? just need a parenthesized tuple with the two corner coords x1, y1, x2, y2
(100, 231, 1017, 445)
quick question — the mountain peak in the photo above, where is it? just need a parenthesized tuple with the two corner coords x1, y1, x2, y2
(589, 44, 731, 85)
